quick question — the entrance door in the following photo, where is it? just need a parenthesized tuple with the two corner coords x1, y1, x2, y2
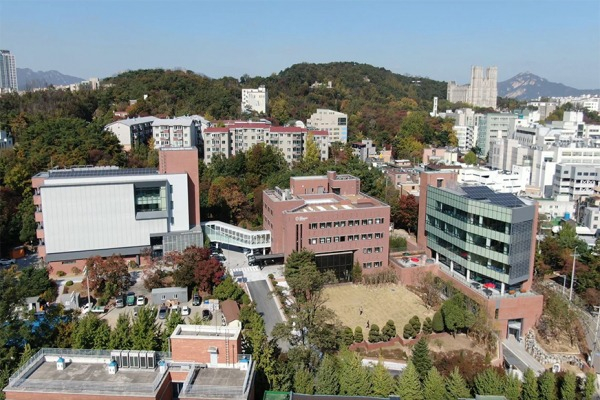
(507, 319, 522, 340)
(210, 352, 218, 365)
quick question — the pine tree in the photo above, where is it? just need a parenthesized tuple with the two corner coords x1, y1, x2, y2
(503, 372, 521, 400)
(93, 320, 111, 349)
(109, 313, 132, 350)
(371, 361, 395, 397)
(293, 367, 315, 394)
(315, 354, 339, 395)
(354, 326, 364, 342)
(131, 306, 160, 351)
(161, 310, 184, 352)
(19, 344, 35, 367)
(411, 337, 432, 382)
(432, 311, 444, 333)
(538, 371, 557, 400)
(445, 367, 471, 400)
(395, 362, 423, 400)
(338, 350, 371, 396)
(474, 368, 504, 395)
(522, 369, 539, 400)
(423, 367, 447, 400)
(559, 371, 576, 400)
(422, 317, 433, 334)
(584, 372, 596, 400)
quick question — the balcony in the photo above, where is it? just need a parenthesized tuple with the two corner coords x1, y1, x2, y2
(35, 212, 43, 223)
(36, 229, 44, 239)
(33, 195, 42, 206)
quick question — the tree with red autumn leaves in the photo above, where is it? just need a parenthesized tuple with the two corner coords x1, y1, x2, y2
(169, 246, 224, 293)
(392, 194, 419, 233)
(84, 254, 130, 296)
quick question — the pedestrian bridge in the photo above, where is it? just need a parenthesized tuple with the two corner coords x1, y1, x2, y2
(201, 221, 271, 250)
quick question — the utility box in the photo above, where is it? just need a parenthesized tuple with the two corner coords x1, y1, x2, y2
(11, 246, 25, 259)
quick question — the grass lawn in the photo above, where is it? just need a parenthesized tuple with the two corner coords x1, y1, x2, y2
(323, 283, 434, 331)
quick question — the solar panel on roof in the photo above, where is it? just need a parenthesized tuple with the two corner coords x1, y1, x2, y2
(48, 168, 158, 178)
(461, 186, 494, 199)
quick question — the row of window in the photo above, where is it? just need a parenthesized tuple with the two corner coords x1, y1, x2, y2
(308, 233, 384, 244)
(363, 261, 384, 268)
(308, 218, 385, 229)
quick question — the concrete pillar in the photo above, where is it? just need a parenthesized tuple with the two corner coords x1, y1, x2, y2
(450, 260, 454, 271)
(501, 282, 505, 294)
(466, 270, 470, 281)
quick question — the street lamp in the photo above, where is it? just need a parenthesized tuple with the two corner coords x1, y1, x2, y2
(569, 251, 577, 302)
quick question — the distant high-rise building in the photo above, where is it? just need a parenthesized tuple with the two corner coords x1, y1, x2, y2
(0, 50, 18, 92)
(241, 85, 268, 114)
(447, 66, 497, 109)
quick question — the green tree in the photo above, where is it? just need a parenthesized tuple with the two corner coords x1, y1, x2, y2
(504, 373, 521, 400)
(293, 367, 315, 394)
(315, 354, 339, 395)
(422, 317, 433, 334)
(18, 343, 35, 367)
(559, 371, 576, 400)
(213, 275, 245, 302)
(445, 367, 471, 400)
(351, 262, 362, 283)
(584, 372, 596, 400)
(409, 315, 421, 334)
(423, 367, 448, 400)
(301, 134, 321, 171)
(432, 311, 444, 333)
(338, 350, 371, 396)
(474, 368, 505, 395)
(463, 151, 478, 165)
(161, 310, 184, 352)
(538, 370, 557, 400)
(371, 360, 395, 397)
(411, 337, 432, 382)
(441, 293, 475, 336)
(395, 362, 423, 400)
(340, 326, 354, 347)
(109, 313, 132, 350)
(381, 320, 396, 341)
(368, 324, 381, 343)
(72, 315, 111, 349)
(403, 323, 415, 339)
(131, 306, 160, 351)
(354, 326, 364, 342)
(522, 369, 539, 400)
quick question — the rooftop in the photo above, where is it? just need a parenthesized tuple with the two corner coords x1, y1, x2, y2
(106, 116, 156, 127)
(36, 166, 158, 179)
(442, 185, 528, 208)
(182, 361, 253, 399)
(171, 323, 241, 340)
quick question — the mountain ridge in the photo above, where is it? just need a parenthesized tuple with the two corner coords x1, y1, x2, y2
(498, 72, 600, 100)
(16, 68, 84, 90)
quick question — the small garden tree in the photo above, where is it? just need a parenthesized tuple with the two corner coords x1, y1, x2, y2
(432, 311, 444, 333)
(341, 326, 354, 347)
(381, 320, 396, 341)
(409, 315, 421, 335)
(368, 324, 381, 343)
(403, 323, 415, 339)
(354, 326, 364, 342)
(422, 317, 433, 334)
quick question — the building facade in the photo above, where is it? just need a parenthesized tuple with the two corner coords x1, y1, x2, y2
(152, 117, 199, 149)
(263, 171, 390, 280)
(306, 109, 348, 144)
(447, 66, 498, 109)
(241, 86, 268, 114)
(33, 148, 202, 274)
(0, 50, 18, 92)
(552, 163, 600, 200)
(104, 116, 156, 151)
(477, 113, 517, 156)
(203, 123, 308, 164)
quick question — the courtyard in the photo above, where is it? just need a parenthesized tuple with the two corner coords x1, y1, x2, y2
(323, 283, 434, 331)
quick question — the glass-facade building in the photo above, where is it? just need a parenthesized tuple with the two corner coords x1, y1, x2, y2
(425, 185, 535, 294)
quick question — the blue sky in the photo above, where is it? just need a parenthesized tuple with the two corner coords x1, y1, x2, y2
(1, 0, 599, 88)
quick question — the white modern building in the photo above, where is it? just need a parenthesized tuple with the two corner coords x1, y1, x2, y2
(458, 166, 529, 194)
(241, 86, 268, 114)
(477, 113, 517, 156)
(552, 163, 600, 200)
(0, 50, 18, 92)
(32, 148, 202, 274)
(203, 122, 308, 164)
(535, 194, 576, 220)
(0, 130, 13, 149)
(351, 139, 377, 161)
(104, 116, 156, 151)
(152, 117, 200, 149)
(307, 108, 348, 144)
(447, 66, 498, 109)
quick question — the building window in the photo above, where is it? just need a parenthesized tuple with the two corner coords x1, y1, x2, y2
(368, 219, 373, 224)
(348, 220, 354, 227)
(310, 238, 317, 245)
(334, 236, 340, 242)
(361, 219, 368, 225)
(320, 238, 326, 244)
(309, 223, 318, 229)
(361, 234, 367, 240)
(135, 186, 166, 212)
(320, 223, 326, 229)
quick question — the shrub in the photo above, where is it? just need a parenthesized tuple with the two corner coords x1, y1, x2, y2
(240, 293, 251, 305)
(368, 324, 381, 342)
(71, 267, 81, 275)
(432, 311, 444, 333)
(354, 326, 364, 342)
(409, 315, 421, 334)
(56, 271, 66, 277)
(351, 262, 362, 283)
(268, 273, 275, 280)
(381, 320, 396, 341)
(422, 317, 433, 334)
(341, 326, 354, 347)
(127, 260, 138, 269)
(65, 280, 74, 287)
(403, 323, 415, 339)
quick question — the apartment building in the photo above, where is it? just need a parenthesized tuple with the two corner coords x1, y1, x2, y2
(104, 116, 156, 151)
(458, 166, 530, 194)
(477, 113, 517, 156)
(3, 323, 255, 400)
(0, 50, 18, 92)
(32, 148, 202, 274)
(552, 164, 600, 200)
(152, 117, 200, 149)
(203, 123, 308, 164)
(577, 195, 600, 233)
(416, 170, 542, 338)
(241, 86, 268, 114)
(447, 66, 498, 109)
(306, 109, 348, 144)
(422, 147, 459, 165)
(263, 171, 390, 280)
(351, 139, 377, 161)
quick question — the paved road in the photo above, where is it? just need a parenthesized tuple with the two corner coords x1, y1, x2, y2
(247, 280, 288, 351)
(502, 336, 545, 375)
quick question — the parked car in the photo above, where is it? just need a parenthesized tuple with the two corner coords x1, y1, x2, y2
(115, 294, 125, 308)
(126, 292, 136, 306)
(212, 254, 226, 262)
(211, 247, 223, 254)
(81, 303, 92, 314)
(202, 309, 212, 321)
(157, 306, 168, 319)
(91, 305, 107, 314)
(192, 294, 201, 306)
(181, 306, 191, 316)
(243, 248, 252, 256)
(136, 295, 145, 306)
(0, 258, 16, 267)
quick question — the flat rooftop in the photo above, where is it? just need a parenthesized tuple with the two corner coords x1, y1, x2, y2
(172, 324, 241, 339)
(442, 185, 528, 208)
(192, 368, 246, 387)
(7, 358, 165, 395)
(35, 167, 158, 179)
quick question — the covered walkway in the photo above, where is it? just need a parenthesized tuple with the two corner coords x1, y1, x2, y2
(201, 221, 271, 251)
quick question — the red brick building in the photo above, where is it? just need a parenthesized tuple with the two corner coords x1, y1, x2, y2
(263, 171, 390, 280)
